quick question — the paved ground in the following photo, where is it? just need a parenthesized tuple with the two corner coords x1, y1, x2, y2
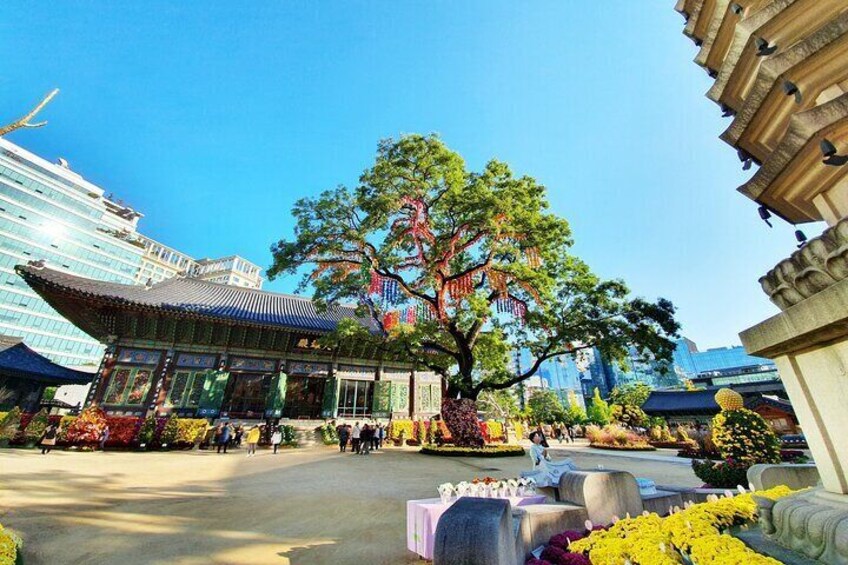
(0, 443, 701, 565)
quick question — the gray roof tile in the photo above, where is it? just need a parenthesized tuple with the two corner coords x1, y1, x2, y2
(16, 265, 375, 334)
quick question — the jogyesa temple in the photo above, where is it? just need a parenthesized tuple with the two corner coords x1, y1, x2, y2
(16, 263, 444, 421)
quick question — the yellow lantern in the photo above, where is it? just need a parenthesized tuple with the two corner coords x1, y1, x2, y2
(715, 388, 744, 411)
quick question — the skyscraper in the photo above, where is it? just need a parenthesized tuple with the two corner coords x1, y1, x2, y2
(0, 138, 263, 368)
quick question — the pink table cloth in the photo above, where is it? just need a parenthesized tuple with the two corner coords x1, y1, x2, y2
(406, 495, 547, 560)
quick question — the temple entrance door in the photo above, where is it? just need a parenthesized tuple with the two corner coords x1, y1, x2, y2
(282, 376, 325, 419)
(221, 373, 270, 419)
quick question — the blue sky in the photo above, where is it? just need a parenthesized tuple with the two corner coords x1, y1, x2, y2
(0, 3, 808, 349)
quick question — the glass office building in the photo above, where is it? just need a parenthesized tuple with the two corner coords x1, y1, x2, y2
(0, 139, 147, 367)
(672, 338, 778, 385)
(0, 139, 264, 369)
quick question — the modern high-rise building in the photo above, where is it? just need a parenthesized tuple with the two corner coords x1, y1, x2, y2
(671, 338, 780, 391)
(0, 138, 263, 368)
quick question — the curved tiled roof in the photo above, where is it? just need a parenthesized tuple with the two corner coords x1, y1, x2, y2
(642, 389, 721, 415)
(16, 264, 376, 334)
(0, 335, 93, 384)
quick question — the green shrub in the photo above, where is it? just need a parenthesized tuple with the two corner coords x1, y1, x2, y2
(692, 458, 750, 489)
(419, 444, 525, 457)
(280, 425, 297, 446)
(319, 423, 338, 445)
(137, 414, 157, 446)
(160, 414, 179, 447)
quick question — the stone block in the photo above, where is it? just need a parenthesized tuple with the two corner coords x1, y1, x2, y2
(559, 470, 643, 524)
(513, 503, 588, 560)
(748, 464, 821, 491)
(641, 490, 684, 516)
(433, 497, 516, 565)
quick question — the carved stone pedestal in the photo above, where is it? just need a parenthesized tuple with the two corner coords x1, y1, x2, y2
(740, 218, 848, 563)
(753, 489, 848, 564)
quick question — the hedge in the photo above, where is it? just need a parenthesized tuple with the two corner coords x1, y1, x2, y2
(419, 444, 525, 457)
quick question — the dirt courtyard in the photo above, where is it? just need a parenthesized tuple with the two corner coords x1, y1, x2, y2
(1, 443, 701, 565)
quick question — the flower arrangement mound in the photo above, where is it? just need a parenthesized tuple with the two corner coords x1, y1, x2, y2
(104, 416, 142, 448)
(0, 521, 23, 565)
(65, 406, 108, 446)
(481, 421, 505, 443)
(389, 419, 414, 445)
(176, 419, 208, 447)
(56, 415, 76, 444)
(692, 388, 781, 488)
(420, 444, 525, 457)
(585, 424, 655, 451)
(441, 398, 484, 447)
(0, 408, 22, 445)
(159, 414, 180, 447)
(23, 409, 49, 445)
(527, 485, 798, 565)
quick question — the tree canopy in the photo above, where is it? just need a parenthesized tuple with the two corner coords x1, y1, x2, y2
(269, 134, 679, 399)
(608, 383, 652, 408)
(527, 389, 564, 425)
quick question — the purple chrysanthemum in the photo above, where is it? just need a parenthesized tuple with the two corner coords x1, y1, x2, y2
(549, 530, 585, 549)
(525, 559, 554, 565)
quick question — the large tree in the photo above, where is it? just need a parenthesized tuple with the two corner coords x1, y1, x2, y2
(269, 134, 679, 400)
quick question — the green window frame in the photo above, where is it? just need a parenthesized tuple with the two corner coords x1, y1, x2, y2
(104, 366, 154, 406)
(165, 371, 209, 408)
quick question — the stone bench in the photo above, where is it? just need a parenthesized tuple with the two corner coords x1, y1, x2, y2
(433, 498, 587, 565)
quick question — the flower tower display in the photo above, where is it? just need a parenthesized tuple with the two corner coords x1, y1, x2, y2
(441, 398, 484, 447)
(711, 388, 781, 465)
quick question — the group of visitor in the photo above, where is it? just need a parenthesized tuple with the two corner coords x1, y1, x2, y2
(212, 422, 285, 456)
(335, 421, 385, 454)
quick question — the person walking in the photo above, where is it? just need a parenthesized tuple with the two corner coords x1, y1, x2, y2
(218, 422, 232, 453)
(359, 424, 371, 455)
(565, 423, 574, 444)
(271, 426, 282, 454)
(40, 422, 59, 454)
(338, 423, 350, 452)
(245, 425, 261, 457)
(370, 423, 379, 451)
(98, 425, 110, 451)
(351, 422, 361, 454)
(376, 423, 384, 450)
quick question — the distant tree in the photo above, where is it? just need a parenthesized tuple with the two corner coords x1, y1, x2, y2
(563, 389, 587, 425)
(268, 134, 680, 401)
(0, 89, 59, 137)
(608, 383, 652, 407)
(477, 389, 519, 420)
(586, 388, 611, 425)
(527, 389, 564, 424)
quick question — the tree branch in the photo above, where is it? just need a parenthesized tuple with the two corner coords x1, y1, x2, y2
(0, 89, 59, 137)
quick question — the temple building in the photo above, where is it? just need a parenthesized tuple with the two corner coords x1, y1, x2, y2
(15, 263, 442, 422)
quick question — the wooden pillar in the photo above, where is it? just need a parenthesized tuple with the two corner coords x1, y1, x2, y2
(146, 349, 173, 417)
(85, 344, 116, 408)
